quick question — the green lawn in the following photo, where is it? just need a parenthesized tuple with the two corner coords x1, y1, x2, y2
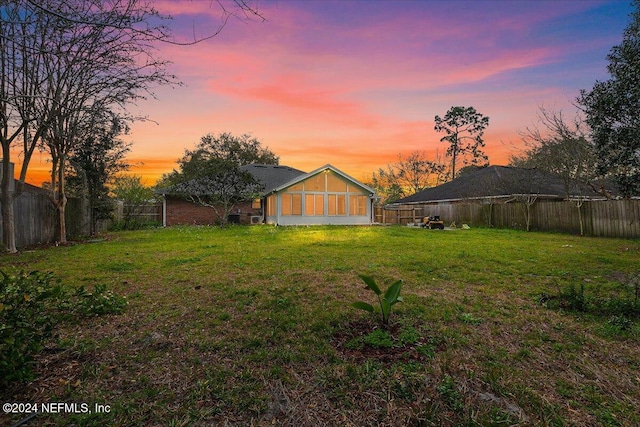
(2, 225, 639, 426)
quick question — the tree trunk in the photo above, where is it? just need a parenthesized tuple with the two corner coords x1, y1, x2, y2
(485, 202, 493, 228)
(1, 157, 17, 253)
(576, 201, 584, 236)
(56, 157, 68, 244)
(80, 176, 92, 236)
(0, 189, 17, 254)
(49, 152, 68, 244)
(451, 150, 457, 181)
(56, 195, 67, 243)
(219, 203, 233, 226)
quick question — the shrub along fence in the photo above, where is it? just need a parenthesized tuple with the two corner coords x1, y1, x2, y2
(377, 199, 640, 238)
(0, 192, 89, 249)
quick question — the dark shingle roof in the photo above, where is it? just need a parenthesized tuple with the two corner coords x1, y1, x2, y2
(157, 164, 307, 196)
(394, 166, 611, 204)
(23, 182, 50, 195)
(239, 164, 306, 193)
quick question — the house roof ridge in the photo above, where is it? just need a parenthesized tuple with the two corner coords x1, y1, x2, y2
(241, 163, 305, 172)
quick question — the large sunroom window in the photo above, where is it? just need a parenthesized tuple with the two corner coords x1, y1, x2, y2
(327, 194, 346, 216)
(349, 195, 367, 216)
(281, 193, 302, 215)
(305, 194, 325, 216)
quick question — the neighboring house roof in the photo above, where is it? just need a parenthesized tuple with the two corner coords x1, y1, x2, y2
(269, 164, 377, 196)
(238, 164, 306, 193)
(22, 182, 50, 196)
(392, 166, 613, 205)
(0, 161, 48, 195)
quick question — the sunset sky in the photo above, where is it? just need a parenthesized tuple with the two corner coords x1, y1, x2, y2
(24, 0, 637, 186)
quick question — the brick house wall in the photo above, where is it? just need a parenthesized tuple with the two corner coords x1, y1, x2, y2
(164, 196, 262, 226)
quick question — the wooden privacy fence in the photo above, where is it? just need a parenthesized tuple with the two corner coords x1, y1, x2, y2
(377, 199, 640, 238)
(0, 195, 162, 248)
(0, 192, 89, 248)
(95, 202, 162, 232)
(112, 201, 163, 223)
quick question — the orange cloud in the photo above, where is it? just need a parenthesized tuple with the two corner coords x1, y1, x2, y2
(124, 157, 180, 186)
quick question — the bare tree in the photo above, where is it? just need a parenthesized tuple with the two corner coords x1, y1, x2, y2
(513, 191, 539, 233)
(371, 151, 447, 203)
(482, 167, 555, 232)
(515, 107, 596, 185)
(367, 170, 404, 205)
(26, 0, 265, 46)
(509, 168, 558, 232)
(513, 107, 599, 235)
(32, 0, 180, 243)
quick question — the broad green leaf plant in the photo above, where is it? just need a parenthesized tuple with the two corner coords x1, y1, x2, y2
(352, 274, 403, 325)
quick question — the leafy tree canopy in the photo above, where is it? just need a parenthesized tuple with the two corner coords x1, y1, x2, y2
(159, 132, 277, 224)
(162, 132, 278, 187)
(66, 116, 132, 232)
(184, 132, 277, 177)
(579, 0, 640, 197)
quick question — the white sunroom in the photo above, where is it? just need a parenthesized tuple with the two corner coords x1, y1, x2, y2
(263, 164, 377, 226)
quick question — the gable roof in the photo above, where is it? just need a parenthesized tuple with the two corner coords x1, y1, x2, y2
(270, 164, 377, 195)
(239, 164, 306, 193)
(393, 166, 612, 205)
